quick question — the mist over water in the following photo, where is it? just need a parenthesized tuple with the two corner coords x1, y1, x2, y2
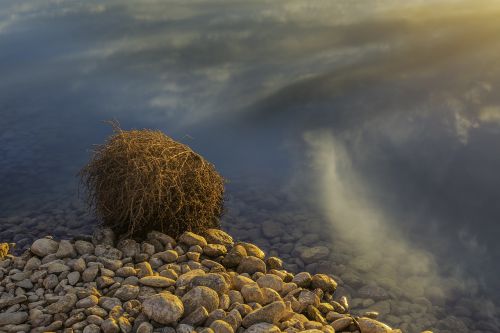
(2, 1, 500, 331)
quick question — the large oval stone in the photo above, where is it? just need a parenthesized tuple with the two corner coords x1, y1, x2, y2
(142, 293, 184, 325)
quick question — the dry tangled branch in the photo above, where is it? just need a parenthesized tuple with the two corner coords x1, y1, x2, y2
(79, 125, 224, 238)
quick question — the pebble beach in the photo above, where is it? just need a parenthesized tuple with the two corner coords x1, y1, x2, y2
(1, 184, 500, 333)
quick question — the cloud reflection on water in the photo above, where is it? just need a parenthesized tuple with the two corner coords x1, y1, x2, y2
(2, 0, 500, 311)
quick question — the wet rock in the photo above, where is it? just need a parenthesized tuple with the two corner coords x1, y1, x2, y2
(299, 246, 329, 264)
(358, 285, 390, 301)
(358, 317, 393, 333)
(142, 293, 184, 325)
(261, 221, 282, 238)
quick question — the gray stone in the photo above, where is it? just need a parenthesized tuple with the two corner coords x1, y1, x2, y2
(245, 323, 281, 333)
(203, 244, 227, 257)
(158, 249, 179, 262)
(139, 276, 175, 288)
(331, 317, 353, 331)
(261, 222, 282, 238)
(358, 285, 389, 301)
(256, 274, 283, 292)
(46, 293, 78, 314)
(203, 229, 234, 247)
(92, 228, 116, 246)
(179, 231, 208, 247)
(299, 246, 329, 264)
(114, 284, 140, 301)
(241, 284, 265, 304)
(101, 318, 120, 333)
(222, 245, 247, 267)
(82, 323, 101, 333)
(99, 297, 122, 311)
(75, 240, 95, 255)
(311, 274, 337, 292)
(238, 242, 265, 259)
(56, 240, 76, 258)
(182, 286, 219, 314)
(136, 322, 154, 333)
(237, 256, 266, 275)
(77, 295, 99, 308)
(47, 261, 70, 274)
(358, 317, 393, 333)
(190, 273, 229, 295)
(43, 274, 59, 289)
(142, 293, 184, 325)
(176, 324, 195, 333)
(181, 306, 208, 326)
(176, 269, 205, 288)
(31, 238, 58, 257)
(0, 295, 27, 309)
(210, 319, 234, 333)
(265, 257, 283, 270)
(241, 301, 287, 328)
(67, 271, 81, 285)
(292, 271, 312, 287)
(117, 239, 140, 258)
(147, 230, 176, 246)
(118, 316, 132, 333)
(0, 311, 28, 325)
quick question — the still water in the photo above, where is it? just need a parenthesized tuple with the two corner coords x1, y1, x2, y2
(2, 1, 500, 332)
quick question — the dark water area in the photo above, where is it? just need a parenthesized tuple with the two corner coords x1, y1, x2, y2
(2, 1, 500, 332)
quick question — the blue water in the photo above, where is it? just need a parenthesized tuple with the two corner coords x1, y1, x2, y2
(2, 1, 500, 331)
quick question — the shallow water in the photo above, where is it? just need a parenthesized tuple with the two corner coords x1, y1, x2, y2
(2, 1, 500, 332)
